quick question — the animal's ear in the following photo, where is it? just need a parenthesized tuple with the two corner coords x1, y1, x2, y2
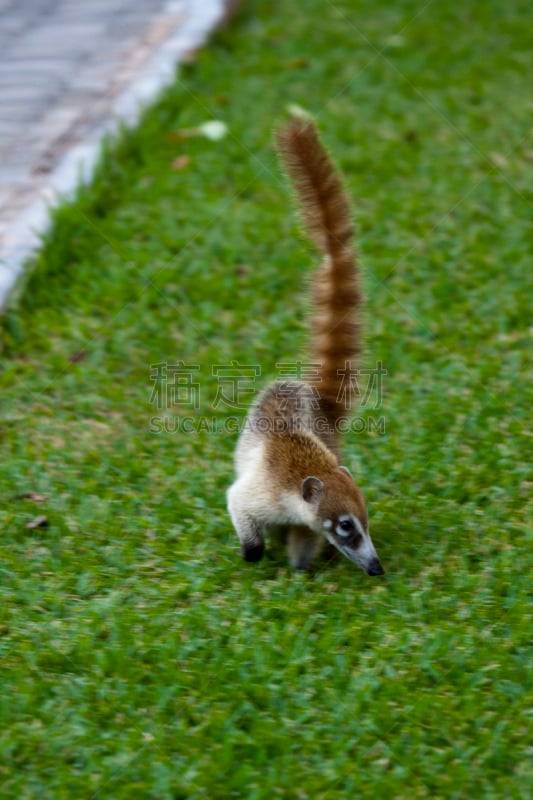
(302, 476, 324, 503)
(338, 465, 352, 478)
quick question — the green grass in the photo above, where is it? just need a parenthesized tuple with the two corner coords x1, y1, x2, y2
(1, 0, 532, 797)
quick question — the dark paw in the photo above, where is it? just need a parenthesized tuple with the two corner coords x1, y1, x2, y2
(242, 540, 265, 562)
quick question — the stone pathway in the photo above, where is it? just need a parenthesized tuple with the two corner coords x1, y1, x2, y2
(0, 0, 228, 309)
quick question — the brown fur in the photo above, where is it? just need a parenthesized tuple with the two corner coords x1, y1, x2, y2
(275, 119, 362, 429)
(264, 431, 338, 487)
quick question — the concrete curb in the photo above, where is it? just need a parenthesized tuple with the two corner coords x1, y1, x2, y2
(0, 0, 228, 312)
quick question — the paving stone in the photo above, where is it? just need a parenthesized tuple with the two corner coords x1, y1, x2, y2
(0, 0, 229, 309)
(0, 59, 75, 77)
(0, 165, 29, 186)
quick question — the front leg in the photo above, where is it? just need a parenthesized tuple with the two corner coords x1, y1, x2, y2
(287, 525, 324, 570)
(227, 484, 265, 562)
(239, 515, 265, 562)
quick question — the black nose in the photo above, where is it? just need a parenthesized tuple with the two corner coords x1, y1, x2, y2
(367, 559, 384, 576)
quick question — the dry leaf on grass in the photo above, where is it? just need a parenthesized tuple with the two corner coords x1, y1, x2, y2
(26, 515, 49, 529)
(172, 120, 228, 142)
(286, 103, 313, 121)
(68, 349, 88, 364)
(172, 155, 191, 170)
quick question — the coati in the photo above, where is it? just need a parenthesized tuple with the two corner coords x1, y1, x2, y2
(227, 118, 384, 575)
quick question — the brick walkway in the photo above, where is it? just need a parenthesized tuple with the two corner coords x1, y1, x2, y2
(0, 0, 227, 309)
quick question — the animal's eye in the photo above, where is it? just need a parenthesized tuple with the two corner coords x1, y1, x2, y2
(339, 518, 354, 533)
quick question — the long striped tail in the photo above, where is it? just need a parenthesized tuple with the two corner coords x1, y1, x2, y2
(275, 118, 362, 429)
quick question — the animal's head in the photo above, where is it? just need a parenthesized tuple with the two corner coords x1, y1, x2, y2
(302, 466, 384, 576)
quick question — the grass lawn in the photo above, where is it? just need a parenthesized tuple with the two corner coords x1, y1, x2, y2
(1, 0, 532, 797)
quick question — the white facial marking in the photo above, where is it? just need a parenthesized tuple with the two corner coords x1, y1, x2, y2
(353, 517, 365, 536)
(323, 519, 333, 531)
(335, 514, 366, 540)
(336, 514, 353, 538)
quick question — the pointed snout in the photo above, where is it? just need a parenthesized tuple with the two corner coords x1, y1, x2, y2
(366, 558, 384, 576)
